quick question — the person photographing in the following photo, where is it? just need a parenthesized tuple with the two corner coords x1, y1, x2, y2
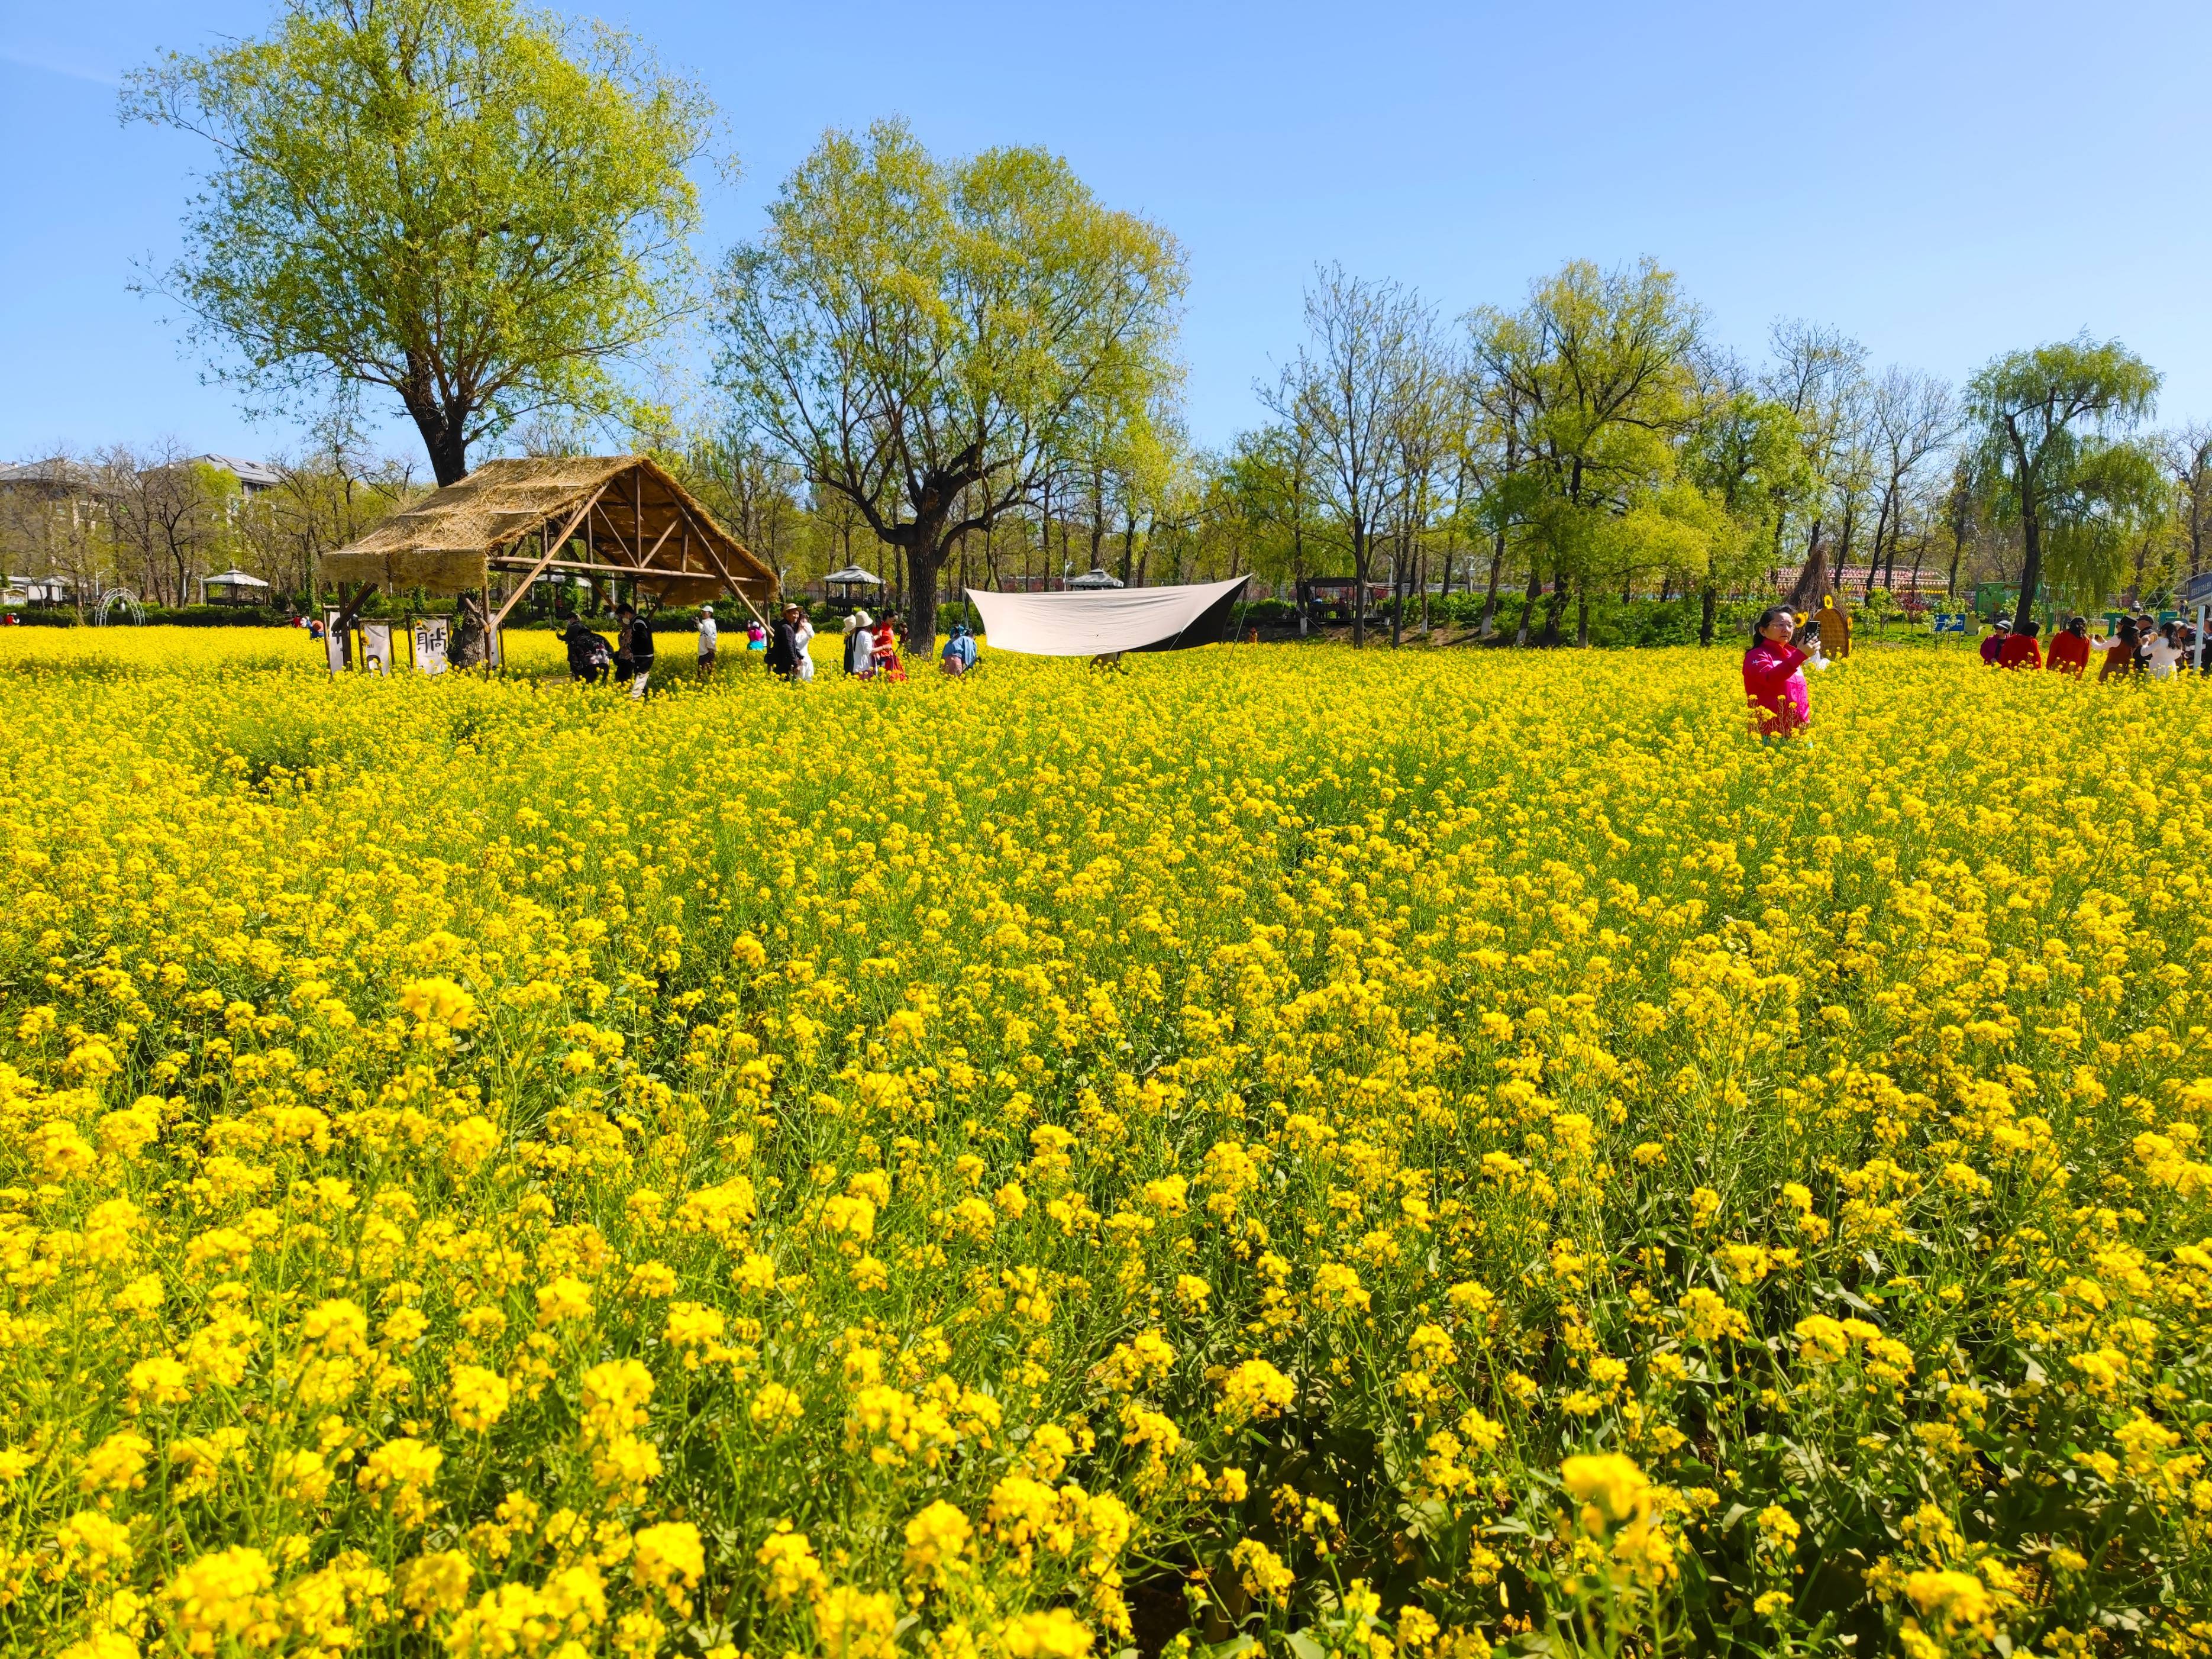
(1743, 605, 1824, 738)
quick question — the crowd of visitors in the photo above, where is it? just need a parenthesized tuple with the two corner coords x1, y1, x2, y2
(553, 601, 974, 695)
(1977, 612, 2197, 680)
(1744, 602, 2200, 740)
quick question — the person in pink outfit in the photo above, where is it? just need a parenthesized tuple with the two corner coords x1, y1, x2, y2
(1743, 605, 1814, 737)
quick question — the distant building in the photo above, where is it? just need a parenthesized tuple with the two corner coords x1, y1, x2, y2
(0, 458, 92, 498)
(195, 455, 282, 494)
(2, 574, 75, 606)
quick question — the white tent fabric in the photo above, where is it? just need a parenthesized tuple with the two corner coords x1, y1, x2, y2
(965, 576, 1248, 656)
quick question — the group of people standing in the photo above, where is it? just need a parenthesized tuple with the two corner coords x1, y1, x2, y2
(1745, 601, 2204, 741)
(836, 610, 907, 680)
(558, 602, 982, 694)
(1979, 614, 2196, 681)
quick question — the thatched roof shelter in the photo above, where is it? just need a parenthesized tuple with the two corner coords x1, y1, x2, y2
(319, 456, 777, 628)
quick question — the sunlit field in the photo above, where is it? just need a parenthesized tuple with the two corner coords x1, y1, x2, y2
(3, 631, 2208, 1659)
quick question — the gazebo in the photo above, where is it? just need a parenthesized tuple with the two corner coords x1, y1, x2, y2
(824, 564, 885, 612)
(202, 569, 271, 606)
(319, 456, 778, 659)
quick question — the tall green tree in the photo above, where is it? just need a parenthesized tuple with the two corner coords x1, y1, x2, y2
(1966, 337, 2164, 624)
(716, 120, 1186, 648)
(1473, 259, 1702, 645)
(126, 0, 713, 485)
(1261, 264, 1439, 648)
(1682, 362, 1803, 643)
(1223, 422, 1323, 612)
(1760, 319, 1866, 593)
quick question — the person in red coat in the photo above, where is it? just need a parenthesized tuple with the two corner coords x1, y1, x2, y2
(2045, 616, 2092, 676)
(1743, 605, 1814, 737)
(1979, 619, 2010, 664)
(1997, 619, 2043, 669)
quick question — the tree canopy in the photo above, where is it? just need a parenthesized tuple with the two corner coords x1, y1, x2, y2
(125, 0, 713, 485)
(1966, 336, 2164, 624)
(714, 118, 1187, 648)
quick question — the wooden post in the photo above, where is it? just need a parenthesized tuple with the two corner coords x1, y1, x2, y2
(331, 582, 375, 630)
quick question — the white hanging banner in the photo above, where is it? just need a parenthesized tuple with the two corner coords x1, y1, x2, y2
(360, 621, 392, 677)
(324, 611, 347, 675)
(412, 617, 450, 675)
(963, 576, 1249, 657)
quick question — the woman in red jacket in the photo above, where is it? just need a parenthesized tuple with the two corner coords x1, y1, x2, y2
(2045, 616, 2092, 676)
(1743, 606, 1813, 737)
(1997, 618, 2043, 669)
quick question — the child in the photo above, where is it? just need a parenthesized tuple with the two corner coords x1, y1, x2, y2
(871, 617, 908, 682)
(1743, 605, 1819, 737)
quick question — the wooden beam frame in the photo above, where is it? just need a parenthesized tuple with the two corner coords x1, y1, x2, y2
(486, 486, 609, 634)
(683, 522, 772, 630)
(331, 582, 375, 630)
(655, 490, 775, 627)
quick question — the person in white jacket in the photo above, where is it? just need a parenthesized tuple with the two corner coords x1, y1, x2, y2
(2146, 621, 2187, 679)
(843, 611, 874, 677)
(789, 605, 816, 681)
(696, 605, 718, 679)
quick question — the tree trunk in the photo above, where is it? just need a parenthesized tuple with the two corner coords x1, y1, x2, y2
(2010, 429, 2042, 632)
(1513, 557, 1539, 646)
(1575, 580, 1591, 648)
(1698, 582, 1718, 647)
(1390, 532, 1405, 648)
(1480, 530, 1506, 639)
(403, 390, 471, 488)
(450, 593, 492, 667)
(1351, 528, 1370, 650)
(1535, 569, 1567, 647)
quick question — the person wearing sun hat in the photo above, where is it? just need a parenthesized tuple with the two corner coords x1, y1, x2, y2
(842, 610, 875, 677)
(696, 603, 718, 679)
(1979, 617, 2010, 665)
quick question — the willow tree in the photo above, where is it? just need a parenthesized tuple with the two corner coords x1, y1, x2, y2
(715, 119, 1186, 647)
(125, 0, 712, 486)
(1966, 337, 2164, 624)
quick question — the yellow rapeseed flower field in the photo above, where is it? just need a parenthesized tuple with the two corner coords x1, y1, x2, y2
(1, 627, 2208, 1658)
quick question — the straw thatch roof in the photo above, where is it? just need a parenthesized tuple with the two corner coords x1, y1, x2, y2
(319, 456, 777, 606)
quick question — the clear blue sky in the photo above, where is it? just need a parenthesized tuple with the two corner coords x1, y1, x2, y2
(6, 0, 2211, 468)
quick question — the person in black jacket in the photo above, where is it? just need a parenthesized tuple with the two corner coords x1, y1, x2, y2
(560, 615, 612, 683)
(764, 606, 802, 680)
(615, 604, 655, 699)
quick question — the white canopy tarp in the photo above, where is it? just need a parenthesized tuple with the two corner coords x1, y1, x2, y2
(965, 575, 1248, 657)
